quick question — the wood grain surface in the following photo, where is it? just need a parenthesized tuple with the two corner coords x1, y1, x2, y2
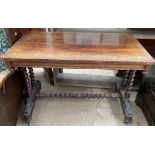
(3, 32, 155, 70)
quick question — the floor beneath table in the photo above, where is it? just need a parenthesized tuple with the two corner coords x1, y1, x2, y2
(17, 69, 148, 126)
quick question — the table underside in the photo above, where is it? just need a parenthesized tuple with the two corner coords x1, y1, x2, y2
(18, 67, 137, 125)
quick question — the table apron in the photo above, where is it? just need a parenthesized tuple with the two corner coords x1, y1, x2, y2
(5, 60, 149, 71)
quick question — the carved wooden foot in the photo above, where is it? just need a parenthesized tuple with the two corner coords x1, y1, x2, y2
(20, 67, 41, 126)
(121, 98, 132, 123)
(119, 70, 136, 123)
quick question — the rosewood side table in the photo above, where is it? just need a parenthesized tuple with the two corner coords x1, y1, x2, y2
(3, 32, 155, 125)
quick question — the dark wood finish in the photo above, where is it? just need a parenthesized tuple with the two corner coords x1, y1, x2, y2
(20, 67, 41, 125)
(119, 70, 136, 123)
(28, 67, 35, 88)
(125, 70, 136, 98)
(0, 70, 22, 125)
(2, 32, 155, 124)
(121, 70, 129, 88)
(3, 32, 154, 70)
(117, 70, 143, 85)
(22, 68, 32, 97)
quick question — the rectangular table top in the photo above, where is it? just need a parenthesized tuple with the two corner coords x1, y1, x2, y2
(3, 32, 155, 70)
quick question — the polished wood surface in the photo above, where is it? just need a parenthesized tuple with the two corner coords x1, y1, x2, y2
(3, 32, 155, 70)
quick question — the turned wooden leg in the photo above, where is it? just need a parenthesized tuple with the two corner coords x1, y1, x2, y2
(124, 70, 136, 123)
(21, 68, 33, 125)
(125, 70, 136, 98)
(20, 67, 41, 126)
(28, 67, 41, 95)
(28, 67, 35, 88)
(121, 70, 129, 89)
(22, 68, 32, 97)
(119, 70, 136, 123)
